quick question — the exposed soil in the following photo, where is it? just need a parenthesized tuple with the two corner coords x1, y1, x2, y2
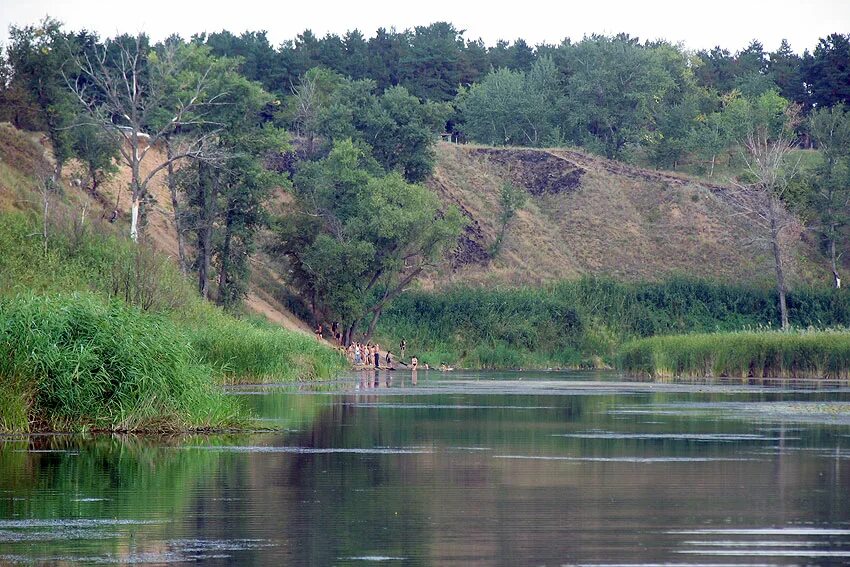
(470, 147, 585, 196)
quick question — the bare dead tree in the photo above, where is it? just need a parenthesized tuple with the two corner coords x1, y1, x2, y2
(66, 35, 226, 242)
(725, 103, 803, 330)
(290, 72, 324, 158)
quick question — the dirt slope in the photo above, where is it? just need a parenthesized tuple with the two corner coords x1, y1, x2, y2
(1, 122, 828, 331)
(427, 142, 824, 287)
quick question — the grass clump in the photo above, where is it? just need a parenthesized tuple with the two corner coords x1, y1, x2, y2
(618, 329, 850, 379)
(0, 292, 242, 432)
(0, 210, 346, 388)
(186, 310, 348, 384)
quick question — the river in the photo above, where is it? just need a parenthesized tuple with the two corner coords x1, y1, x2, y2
(2, 370, 849, 565)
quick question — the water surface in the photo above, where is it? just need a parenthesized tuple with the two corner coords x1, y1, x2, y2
(2, 370, 849, 565)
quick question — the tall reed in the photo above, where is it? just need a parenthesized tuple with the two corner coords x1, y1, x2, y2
(618, 329, 850, 379)
(0, 293, 242, 432)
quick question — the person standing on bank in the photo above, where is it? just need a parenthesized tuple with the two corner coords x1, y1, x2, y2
(400, 338, 407, 361)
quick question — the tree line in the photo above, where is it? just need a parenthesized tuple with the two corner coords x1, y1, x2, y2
(0, 18, 461, 342)
(1, 18, 848, 335)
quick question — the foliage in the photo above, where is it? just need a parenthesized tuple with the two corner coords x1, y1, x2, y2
(272, 140, 464, 342)
(461, 58, 560, 147)
(802, 33, 850, 109)
(4, 18, 78, 172)
(619, 329, 850, 379)
(0, 292, 241, 432)
(808, 104, 850, 280)
(375, 277, 850, 369)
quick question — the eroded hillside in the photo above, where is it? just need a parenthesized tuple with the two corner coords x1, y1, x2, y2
(427, 142, 823, 287)
(0, 122, 827, 330)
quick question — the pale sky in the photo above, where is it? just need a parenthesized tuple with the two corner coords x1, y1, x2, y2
(1, 0, 848, 53)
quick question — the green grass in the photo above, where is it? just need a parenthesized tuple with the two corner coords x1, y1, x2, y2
(186, 310, 347, 383)
(376, 278, 850, 369)
(0, 292, 241, 432)
(618, 329, 850, 379)
(0, 210, 346, 431)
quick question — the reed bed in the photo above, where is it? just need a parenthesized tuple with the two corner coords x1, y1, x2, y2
(618, 330, 850, 379)
(378, 279, 850, 369)
(0, 293, 242, 432)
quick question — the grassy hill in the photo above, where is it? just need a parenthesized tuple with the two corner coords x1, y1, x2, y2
(426, 142, 826, 288)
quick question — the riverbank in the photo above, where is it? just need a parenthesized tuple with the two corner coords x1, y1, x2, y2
(0, 212, 347, 433)
(618, 329, 850, 379)
(375, 280, 850, 369)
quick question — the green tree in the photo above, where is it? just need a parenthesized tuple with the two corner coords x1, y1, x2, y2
(767, 39, 806, 106)
(809, 104, 850, 287)
(6, 18, 77, 181)
(174, 49, 287, 305)
(69, 116, 119, 192)
(272, 140, 464, 343)
(802, 34, 850, 108)
(559, 35, 675, 158)
(462, 57, 559, 147)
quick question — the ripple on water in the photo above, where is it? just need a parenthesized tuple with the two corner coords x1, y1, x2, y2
(0, 519, 162, 528)
(493, 455, 760, 463)
(340, 403, 558, 409)
(184, 446, 432, 455)
(552, 432, 794, 442)
(343, 556, 407, 562)
(0, 538, 275, 564)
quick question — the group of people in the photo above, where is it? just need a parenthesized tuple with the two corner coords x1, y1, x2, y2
(348, 342, 385, 367)
(315, 324, 422, 370)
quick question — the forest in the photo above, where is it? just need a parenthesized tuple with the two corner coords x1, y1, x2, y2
(2, 19, 850, 352)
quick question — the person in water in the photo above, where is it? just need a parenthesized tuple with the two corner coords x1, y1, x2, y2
(410, 356, 418, 370)
(385, 351, 393, 367)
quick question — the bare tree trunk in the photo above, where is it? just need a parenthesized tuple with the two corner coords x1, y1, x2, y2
(769, 196, 790, 330)
(130, 194, 141, 243)
(197, 162, 214, 300)
(345, 321, 358, 347)
(165, 139, 189, 275)
(364, 307, 383, 344)
(831, 236, 841, 289)
(41, 177, 50, 258)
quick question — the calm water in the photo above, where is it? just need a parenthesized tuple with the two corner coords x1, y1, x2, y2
(2, 370, 850, 566)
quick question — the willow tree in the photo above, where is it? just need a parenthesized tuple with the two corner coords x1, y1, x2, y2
(273, 139, 464, 344)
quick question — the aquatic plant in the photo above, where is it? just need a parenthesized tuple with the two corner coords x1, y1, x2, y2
(618, 329, 850, 379)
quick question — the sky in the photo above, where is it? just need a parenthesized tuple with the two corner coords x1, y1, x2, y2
(1, 0, 848, 53)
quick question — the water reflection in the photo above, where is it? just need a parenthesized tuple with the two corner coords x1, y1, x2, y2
(1, 371, 849, 565)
